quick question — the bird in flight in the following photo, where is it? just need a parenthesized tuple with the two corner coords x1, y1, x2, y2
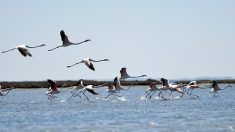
(67, 58, 109, 71)
(210, 81, 232, 96)
(48, 30, 91, 51)
(1, 44, 46, 57)
(119, 67, 147, 80)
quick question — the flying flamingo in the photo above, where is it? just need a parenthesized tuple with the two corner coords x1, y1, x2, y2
(48, 30, 91, 51)
(145, 82, 160, 99)
(105, 84, 121, 99)
(113, 77, 133, 92)
(105, 77, 133, 99)
(46, 79, 60, 100)
(67, 58, 109, 71)
(66, 79, 86, 101)
(119, 67, 147, 80)
(1, 44, 46, 57)
(0, 85, 13, 96)
(160, 78, 184, 98)
(70, 81, 107, 101)
(77, 85, 99, 101)
(183, 81, 206, 97)
(210, 81, 232, 96)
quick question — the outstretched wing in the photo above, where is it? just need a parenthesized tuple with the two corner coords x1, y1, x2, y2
(212, 81, 219, 90)
(47, 79, 56, 86)
(60, 30, 70, 44)
(86, 86, 98, 95)
(120, 67, 128, 77)
(18, 47, 32, 57)
(85, 61, 95, 71)
(160, 78, 169, 87)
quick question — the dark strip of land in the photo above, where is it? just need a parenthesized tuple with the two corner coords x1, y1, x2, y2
(0, 79, 235, 89)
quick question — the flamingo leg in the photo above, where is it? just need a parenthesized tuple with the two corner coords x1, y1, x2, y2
(48, 45, 62, 51)
(145, 91, 152, 99)
(105, 93, 112, 99)
(189, 89, 199, 97)
(82, 91, 89, 101)
(67, 91, 80, 101)
(158, 90, 167, 100)
(149, 91, 157, 99)
(105, 93, 121, 99)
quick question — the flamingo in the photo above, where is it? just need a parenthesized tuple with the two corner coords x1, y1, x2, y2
(67, 79, 107, 101)
(0, 85, 13, 96)
(113, 77, 133, 92)
(66, 79, 86, 101)
(210, 81, 232, 96)
(160, 78, 184, 98)
(67, 58, 109, 71)
(183, 81, 204, 97)
(48, 30, 91, 51)
(145, 82, 160, 99)
(1, 44, 46, 57)
(105, 84, 121, 99)
(119, 67, 147, 80)
(105, 77, 133, 99)
(46, 79, 60, 100)
(77, 85, 99, 101)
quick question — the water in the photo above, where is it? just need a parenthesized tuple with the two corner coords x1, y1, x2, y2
(0, 85, 235, 132)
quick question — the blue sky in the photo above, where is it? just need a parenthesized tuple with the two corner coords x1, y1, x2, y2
(0, 0, 234, 81)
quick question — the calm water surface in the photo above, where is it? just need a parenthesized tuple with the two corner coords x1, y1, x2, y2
(0, 85, 235, 132)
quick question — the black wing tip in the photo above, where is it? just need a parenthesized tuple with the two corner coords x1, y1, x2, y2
(60, 30, 65, 36)
(114, 77, 118, 81)
(47, 79, 52, 82)
(89, 64, 95, 71)
(87, 89, 99, 95)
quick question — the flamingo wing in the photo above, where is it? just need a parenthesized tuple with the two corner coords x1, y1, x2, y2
(85, 61, 95, 71)
(60, 30, 70, 44)
(120, 67, 128, 76)
(85, 86, 98, 95)
(47, 79, 56, 85)
(161, 78, 169, 87)
(18, 47, 32, 57)
(212, 81, 219, 91)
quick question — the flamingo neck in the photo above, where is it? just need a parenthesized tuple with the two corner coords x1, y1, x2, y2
(90, 59, 108, 62)
(73, 40, 89, 45)
(26, 44, 45, 48)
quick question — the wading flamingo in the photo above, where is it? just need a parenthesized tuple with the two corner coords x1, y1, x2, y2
(1, 44, 46, 57)
(46, 79, 60, 100)
(119, 67, 147, 80)
(48, 30, 91, 51)
(67, 58, 109, 71)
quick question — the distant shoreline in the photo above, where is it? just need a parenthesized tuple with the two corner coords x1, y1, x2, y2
(1, 79, 235, 88)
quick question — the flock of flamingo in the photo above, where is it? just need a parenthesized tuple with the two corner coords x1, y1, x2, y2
(0, 30, 232, 100)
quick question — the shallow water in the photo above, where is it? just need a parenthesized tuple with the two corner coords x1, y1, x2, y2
(0, 85, 235, 132)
